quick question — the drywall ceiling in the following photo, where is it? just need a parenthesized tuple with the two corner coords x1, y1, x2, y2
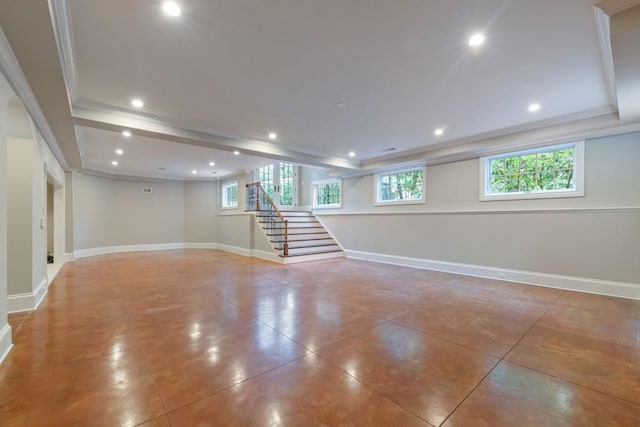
(4, 0, 639, 180)
(79, 126, 271, 180)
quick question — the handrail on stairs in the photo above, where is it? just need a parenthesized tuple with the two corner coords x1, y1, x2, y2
(245, 182, 289, 256)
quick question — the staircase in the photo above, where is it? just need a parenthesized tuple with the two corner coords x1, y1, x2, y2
(256, 210, 343, 261)
(246, 181, 343, 263)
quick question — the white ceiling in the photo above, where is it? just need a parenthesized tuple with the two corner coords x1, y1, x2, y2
(79, 126, 271, 180)
(5, 0, 640, 180)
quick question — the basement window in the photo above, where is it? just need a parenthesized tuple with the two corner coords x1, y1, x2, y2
(222, 181, 238, 208)
(375, 167, 425, 205)
(312, 178, 342, 208)
(480, 141, 584, 201)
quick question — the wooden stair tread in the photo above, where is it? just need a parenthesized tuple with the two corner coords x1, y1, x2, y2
(266, 232, 329, 237)
(270, 237, 334, 243)
(277, 243, 338, 249)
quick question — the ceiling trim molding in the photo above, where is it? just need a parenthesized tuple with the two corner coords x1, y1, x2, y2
(0, 27, 69, 169)
(594, 7, 619, 109)
(72, 106, 360, 171)
(81, 167, 220, 183)
(595, 0, 640, 16)
(48, 0, 78, 106)
(73, 99, 342, 161)
(363, 106, 618, 166)
(81, 168, 174, 184)
(74, 125, 88, 167)
(360, 112, 640, 171)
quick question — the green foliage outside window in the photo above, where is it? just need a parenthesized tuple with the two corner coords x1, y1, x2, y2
(222, 182, 238, 207)
(378, 169, 423, 202)
(279, 163, 294, 206)
(488, 147, 574, 194)
(314, 182, 340, 206)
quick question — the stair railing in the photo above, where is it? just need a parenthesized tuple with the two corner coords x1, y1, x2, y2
(246, 182, 289, 256)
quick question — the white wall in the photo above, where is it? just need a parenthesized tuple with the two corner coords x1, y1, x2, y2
(74, 174, 185, 250)
(6, 137, 34, 295)
(47, 182, 53, 254)
(317, 133, 640, 296)
(0, 72, 13, 361)
(6, 126, 66, 309)
(65, 171, 74, 256)
(184, 181, 217, 244)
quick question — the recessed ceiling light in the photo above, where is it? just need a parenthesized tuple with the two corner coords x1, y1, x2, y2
(337, 102, 347, 108)
(115, 149, 124, 155)
(434, 128, 444, 136)
(468, 33, 485, 47)
(122, 130, 132, 137)
(233, 150, 240, 155)
(162, 1, 181, 17)
(157, 167, 166, 170)
(348, 151, 356, 158)
(528, 103, 541, 113)
(131, 98, 144, 108)
(192, 170, 198, 174)
(268, 132, 278, 140)
(209, 161, 215, 166)
(111, 161, 119, 166)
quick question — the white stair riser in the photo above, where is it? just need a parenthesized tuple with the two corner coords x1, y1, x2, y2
(286, 239, 337, 248)
(279, 245, 341, 256)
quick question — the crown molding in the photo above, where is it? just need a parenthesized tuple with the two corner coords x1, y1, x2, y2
(0, 27, 68, 170)
(594, 7, 619, 108)
(595, 0, 640, 16)
(72, 105, 360, 171)
(360, 111, 640, 171)
(48, 0, 78, 106)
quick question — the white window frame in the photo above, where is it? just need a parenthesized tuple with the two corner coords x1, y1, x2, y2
(312, 178, 342, 209)
(374, 166, 426, 206)
(479, 141, 585, 201)
(221, 181, 239, 209)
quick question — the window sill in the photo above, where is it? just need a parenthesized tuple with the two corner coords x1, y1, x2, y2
(374, 199, 426, 207)
(480, 189, 584, 201)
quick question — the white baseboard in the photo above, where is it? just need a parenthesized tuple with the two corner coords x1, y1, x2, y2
(215, 243, 252, 257)
(74, 242, 189, 258)
(47, 262, 65, 286)
(34, 278, 48, 309)
(345, 250, 640, 300)
(8, 278, 48, 313)
(65, 252, 76, 261)
(251, 249, 283, 263)
(0, 323, 12, 366)
(183, 242, 217, 249)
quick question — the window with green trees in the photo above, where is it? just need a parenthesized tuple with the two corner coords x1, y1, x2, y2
(375, 167, 425, 204)
(222, 181, 238, 208)
(481, 141, 584, 200)
(313, 179, 341, 208)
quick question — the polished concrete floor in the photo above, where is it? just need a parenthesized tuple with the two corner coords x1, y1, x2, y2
(1, 250, 639, 426)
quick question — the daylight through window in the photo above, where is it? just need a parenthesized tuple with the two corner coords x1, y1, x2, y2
(375, 167, 425, 205)
(313, 179, 341, 208)
(481, 141, 584, 200)
(222, 181, 238, 208)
